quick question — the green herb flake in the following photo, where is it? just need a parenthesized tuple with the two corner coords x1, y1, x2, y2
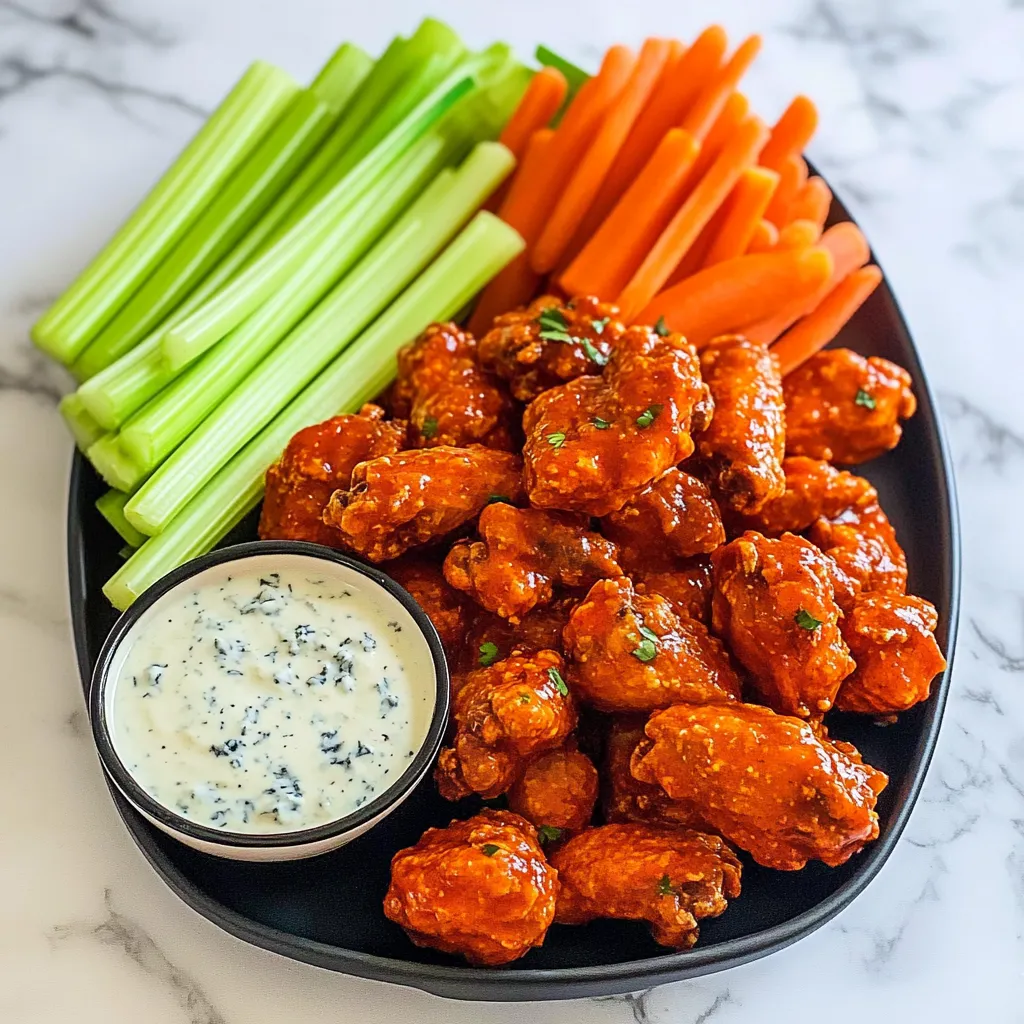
(538, 307, 575, 343)
(638, 625, 659, 644)
(653, 316, 671, 337)
(546, 431, 567, 449)
(538, 825, 565, 844)
(635, 404, 664, 429)
(591, 317, 610, 334)
(657, 874, 675, 896)
(487, 494, 511, 505)
(794, 608, 823, 631)
(632, 638, 658, 662)
(548, 666, 569, 696)
(591, 416, 612, 430)
(421, 416, 438, 440)
(581, 337, 609, 366)
(478, 641, 500, 667)
(519, 693, 531, 705)
(855, 388, 877, 410)
(481, 843, 500, 857)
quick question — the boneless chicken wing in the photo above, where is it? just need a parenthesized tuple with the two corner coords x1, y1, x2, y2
(563, 577, 742, 712)
(631, 703, 888, 870)
(600, 469, 725, 573)
(323, 446, 524, 562)
(383, 810, 558, 965)
(550, 823, 742, 949)
(477, 295, 623, 402)
(259, 405, 405, 546)
(444, 503, 622, 621)
(384, 555, 467, 656)
(712, 532, 854, 718)
(836, 593, 946, 714)
(390, 321, 516, 450)
(635, 558, 714, 625)
(508, 746, 599, 834)
(435, 650, 576, 800)
(784, 349, 917, 464)
(697, 335, 786, 513)
(808, 496, 908, 595)
(456, 598, 578, 673)
(523, 325, 712, 516)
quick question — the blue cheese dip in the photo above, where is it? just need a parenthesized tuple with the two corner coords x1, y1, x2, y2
(106, 554, 436, 834)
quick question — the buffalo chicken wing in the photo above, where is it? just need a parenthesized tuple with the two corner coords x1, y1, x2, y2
(508, 745, 599, 834)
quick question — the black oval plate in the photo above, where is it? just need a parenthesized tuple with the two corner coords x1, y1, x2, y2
(67, 187, 960, 1001)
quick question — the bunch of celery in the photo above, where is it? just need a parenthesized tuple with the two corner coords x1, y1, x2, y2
(32, 18, 530, 605)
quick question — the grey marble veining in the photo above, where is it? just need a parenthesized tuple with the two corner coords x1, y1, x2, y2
(0, 1, 1021, 1021)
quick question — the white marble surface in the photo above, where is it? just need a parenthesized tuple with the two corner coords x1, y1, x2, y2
(1, 0, 1022, 1020)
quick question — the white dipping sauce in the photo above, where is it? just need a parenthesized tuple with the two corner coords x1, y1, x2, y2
(106, 555, 436, 834)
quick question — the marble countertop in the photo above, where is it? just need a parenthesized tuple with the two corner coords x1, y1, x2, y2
(1, 0, 1021, 1020)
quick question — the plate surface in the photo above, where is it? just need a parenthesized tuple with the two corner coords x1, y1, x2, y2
(67, 187, 961, 1001)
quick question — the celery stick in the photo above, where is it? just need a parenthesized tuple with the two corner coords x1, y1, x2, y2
(32, 62, 299, 365)
(59, 393, 106, 451)
(127, 143, 514, 536)
(535, 45, 591, 95)
(310, 42, 373, 111)
(72, 90, 337, 380)
(96, 490, 147, 548)
(161, 75, 474, 368)
(118, 129, 457, 469)
(86, 435, 145, 493)
(105, 211, 524, 609)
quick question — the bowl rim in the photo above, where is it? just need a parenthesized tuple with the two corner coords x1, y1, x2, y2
(87, 540, 451, 849)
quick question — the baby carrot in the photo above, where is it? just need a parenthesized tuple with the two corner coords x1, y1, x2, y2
(560, 128, 701, 301)
(532, 38, 672, 273)
(775, 218, 822, 251)
(789, 176, 833, 227)
(635, 246, 833, 348)
(764, 154, 808, 226)
(498, 66, 569, 159)
(680, 35, 762, 141)
(617, 114, 769, 320)
(467, 129, 555, 334)
(703, 166, 780, 265)
(760, 95, 818, 171)
(773, 265, 883, 375)
(573, 27, 727, 245)
(742, 220, 872, 342)
(746, 219, 779, 253)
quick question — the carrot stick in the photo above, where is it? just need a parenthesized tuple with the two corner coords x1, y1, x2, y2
(741, 221, 871, 343)
(764, 154, 808, 226)
(760, 95, 818, 171)
(635, 246, 833, 348)
(703, 166, 780, 265)
(789, 176, 833, 227)
(572, 27, 727, 248)
(467, 129, 555, 335)
(668, 201, 732, 284)
(532, 38, 672, 273)
(678, 91, 750, 196)
(775, 218, 821, 251)
(680, 35, 762, 141)
(746, 219, 779, 253)
(617, 114, 769, 320)
(560, 128, 701, 302)
(498, 66, 569, 160)
(773, 265, 883, 375)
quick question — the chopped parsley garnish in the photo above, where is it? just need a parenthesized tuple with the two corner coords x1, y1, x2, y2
(581, 337, 608, 366)
(481, 843, 500, 857)
(487, 493, 511, 505)
(591, 416, 612, 430)
(478, 641, 500, 667)
(855, 388, 877, 410)
(537, 307, 575, 343)
(519, 693, 531, 704)
(794, 608, 823, 630)
(546, 431, 567, 448)
(657, 874, 675, 896)
(653, 316, 671, 337)
(638, 625, 659, 643)
(538, 825, 565, 844)
(632, 637, 658, 662)
(421, 416, 438, 439)
(591, 316, 610, 334)
(548, 666, 569, 696)
(636, 404, 663, 429)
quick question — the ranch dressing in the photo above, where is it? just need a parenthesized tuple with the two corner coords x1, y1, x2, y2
(107, 555, 435, 834)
